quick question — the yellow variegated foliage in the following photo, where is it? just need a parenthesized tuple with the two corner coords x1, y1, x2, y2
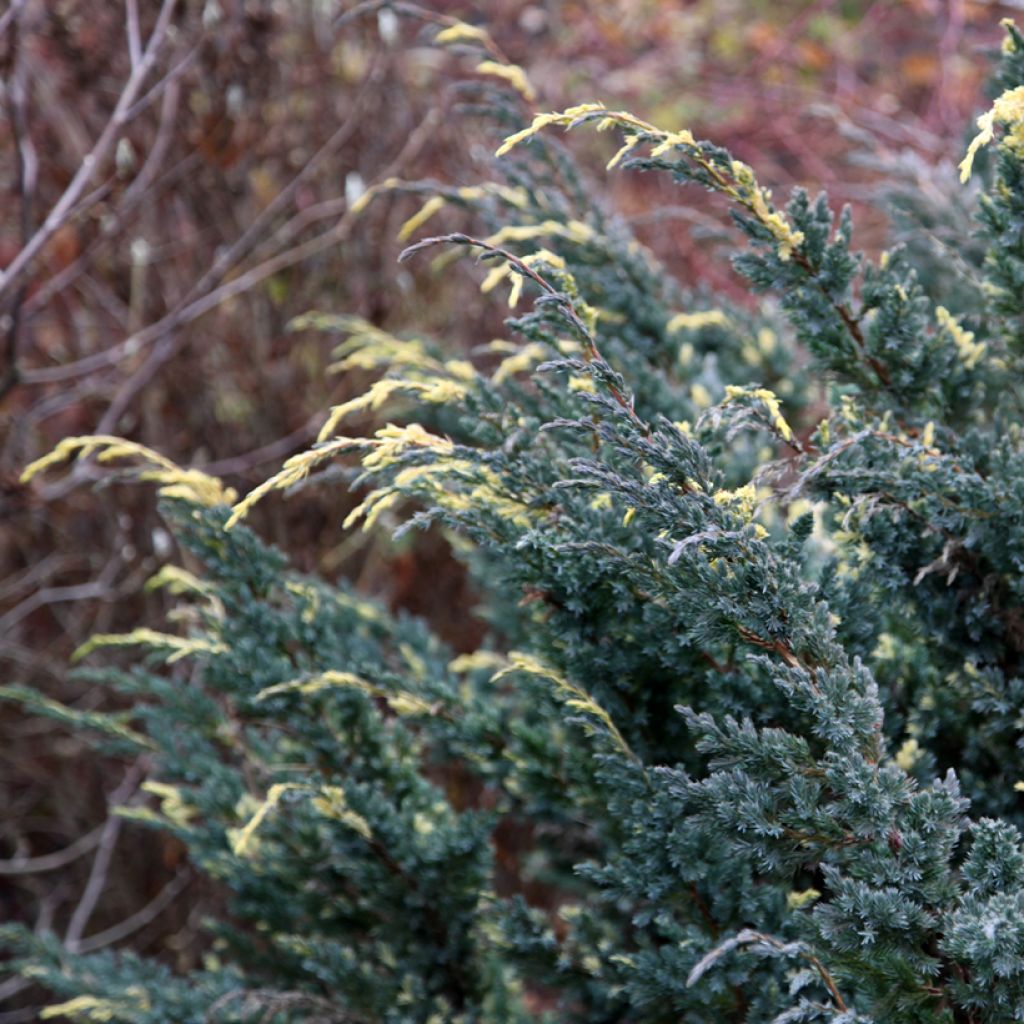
(476, 60, 536, 101)
(498, 106, 805, 261)
(140, 781, 199, 827)
(724, 384, 794, 442)
(493, 652, 640, 767)
(397, 194, 447, 242)
(72, 627, 227, 664)
(229, 783, 305, 856)
(20, 435, 235, 507)
(787, 889, 822, 910)
(226, 424, 454, 528)
(311, 786, 373, 840)
(960, 85, 1024, 182)
(666, 310, 730, 333)
(434, 21, 491, 47)
(229, 780, 373, 857)
(448, 650, 508, 674)
(936, 306, 987, 369)
(257, 669, 437, 718)
(500, 219, 593, 247)
(144, 565, 211, 598)
(895, 738, 922, 772)
(41, 989, 151, 1022)
(494, 102, 609, 157)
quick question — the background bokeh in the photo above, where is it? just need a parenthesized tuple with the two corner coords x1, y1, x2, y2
(0, 0, 1017, 1013)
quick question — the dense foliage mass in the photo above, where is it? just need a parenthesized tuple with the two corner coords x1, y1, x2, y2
(8, 15, 1024, 1024)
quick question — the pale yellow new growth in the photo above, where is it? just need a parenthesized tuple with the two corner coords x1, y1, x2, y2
(690, 383, 712, 409)
(449, 650, 508, 674)
(480, 241, 569, 307)
(649, 128, 697, 157)
(476, 60, 537, 101)
(348, 176, 402, 215)
(725, 385, 794, 442)
(714, 483, 759, 519)
(225, 436, 357, 527)
(787, 888, 822, 910)
(492, 342, 549, 384)
(144, 565, 211, 598)
(397, 195, 447, 242)
(569, 376, 596, 394)
(344, 488, 401, 531)
(494, 652, 640, 765)
(360, 422, 454, 469)
(960, 85, 1024, 182)
(317, 379, 411, 442)
(712, 484, 769, 539)
(435, 21, 491, 46)
(230, 783, 305, 856)
(42, 991, 151, 1022)
(456, 183, 530, 209)
(895, 737, 922, 773)
(232, 423, 456, 528)
(319, 326, 477, 442)
(258, 670, 435, 718)
(311, 786, 373, 840)
(141, 781, 198, 827)
(747, 185, 805, 261)
(72, 627, 227, 664)
(667, 310, 730, 333)
(21, 435, 235, 507)
(936, 306, 986, 369)
(499, 106, 805, 261)
(485, 219, 595, 247)
(522, 248, 566, 270)
(606, 135, 641, 170)
(495, 103, 609, 156)
(481, 262, 512, 294)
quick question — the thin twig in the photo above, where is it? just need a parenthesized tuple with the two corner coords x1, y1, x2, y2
(64, 762, 145, 953)
(201, 413, 324, 478)
(125, 0, 143, 70)
(0, 579, 113, 636)
(0, 0, 179, 305)
(0, 823, 106, 876)
(0, 0, 28, 41)
(77, 867, 191, 953)
(0, 1, 37, 402)
(20, 54, 389, 395)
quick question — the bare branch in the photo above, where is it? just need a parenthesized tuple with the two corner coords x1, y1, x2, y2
(64, 762, 146, 953)
(125, 0, 143, 70)
(0, 823, 105, 876)
(0, 0, 29, 42)
(0, 0, 37, 402)
(77, 867, 191, 953)
(0, 0, 180, 306)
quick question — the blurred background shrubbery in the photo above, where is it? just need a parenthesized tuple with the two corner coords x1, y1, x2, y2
(0, 0, 1017, 1010)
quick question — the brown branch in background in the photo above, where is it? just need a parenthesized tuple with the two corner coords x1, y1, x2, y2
(0, 823, 106, 876)
(64, 761, 146, 953)
(0, 0, 180, 309)
(77, 866, 191, 953)
(0, 2, 36, 402)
